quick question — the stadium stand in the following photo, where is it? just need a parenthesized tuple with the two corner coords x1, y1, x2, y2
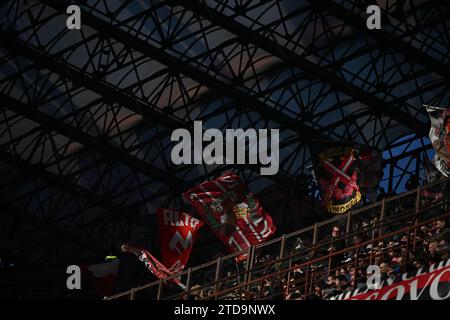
(105, 177, 450, 300)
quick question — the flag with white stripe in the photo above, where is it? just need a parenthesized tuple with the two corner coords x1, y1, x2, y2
(184, 173, 275, 262)
(316, 146, 361, 214)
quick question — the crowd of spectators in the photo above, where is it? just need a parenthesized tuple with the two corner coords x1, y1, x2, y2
(286, 217, 450, 300)
(181, 213, 450, 300)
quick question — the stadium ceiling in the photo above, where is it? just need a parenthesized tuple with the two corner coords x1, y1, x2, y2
(0, 0, 448, 265)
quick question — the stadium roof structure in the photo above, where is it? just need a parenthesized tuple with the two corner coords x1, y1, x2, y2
(0, 0, 449, 266)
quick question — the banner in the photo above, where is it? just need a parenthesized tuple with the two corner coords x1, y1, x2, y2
(330, 259, 450, 300)
(184, 173, 276, 262)
(82, 260, 119, 297)
(316, 146, 361, 214)
(157, 208, 204, 273)
(121, 243, 186, 290)
(426, 106, 450, 177)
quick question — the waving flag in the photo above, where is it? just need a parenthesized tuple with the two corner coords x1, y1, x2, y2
(316, 146, 361, 214)
(184, 173, 275, 262)
(426, 105, 450, 177)
(157, 208, 203, 273)
(121, 243, 186, 290)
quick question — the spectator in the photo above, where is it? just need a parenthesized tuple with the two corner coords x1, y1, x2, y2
(328, 225, 345, 269)
(331, 226, 344, 247)
(386, 266, 402, 284)
(348, 267, 357, 286)
(310, 283, 323, 300)
(412, 260, 423, 270)
(438, 239, 449, 260)
(352, 234, 362, 246)
(335, 275, 349, 293)
(379, 262, 391, 282)
(347, 235, 365, 261)
(426, 240, 441, 265)
(353, 269, 367, 290)
(435, 218, 449, 235)
(286, 291, 302, 300)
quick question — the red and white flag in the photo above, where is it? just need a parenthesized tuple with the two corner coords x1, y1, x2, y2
(316, 146, 361, 214)
(157, 208, 204, 273)
(122, 243, 186, 290)
(83, 260, 119, 297)
(183, 173, 276, 262)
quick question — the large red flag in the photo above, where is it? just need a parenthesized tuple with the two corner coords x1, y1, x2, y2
(157, 208, 204, 273)
(183, 173, 275, 262)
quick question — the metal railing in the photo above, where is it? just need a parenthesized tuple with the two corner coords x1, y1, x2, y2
(204, 211, 450, 300)
(105, 177, 449, 300)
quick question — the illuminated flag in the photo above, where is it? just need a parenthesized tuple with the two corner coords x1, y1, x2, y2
(157, 208, 204, 273)
(184, 173, 276, 262)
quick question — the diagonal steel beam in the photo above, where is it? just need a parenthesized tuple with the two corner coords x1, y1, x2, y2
(41, 0, 330, 142)
(0, 31, 312, 188)
(310, 0, 450, 82)
(170, 0, 428, 137)
(0, 147, 125, 215)
(0, 91, 186, 189)
(0, 203, 106, 261)
(0, 31, 181, 129)
(0, 147, 152, 242)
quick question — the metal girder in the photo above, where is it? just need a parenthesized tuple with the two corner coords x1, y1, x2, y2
(41, 0, 330, 143)
(0, 94, 305, 216)
(311, 0, 450, 82)
(0, 89, 186, 190)
(0, 31, 309, 193)
(0, 31, 181, 129)
(0, 150, 152, 260)
(383, 143, 431, 164)
(0, 146, 150, 226)
(0, 87, 302, 204)
(0, 203, 105, 263)
(0, 90, 302, 209)
(0, 148, 125, 214)
(171, 0, 428, 137)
